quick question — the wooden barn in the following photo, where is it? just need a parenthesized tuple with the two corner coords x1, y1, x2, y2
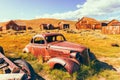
(102, 21, 120, 34)
(58, 22, 70, 29)
(75, 17, 101, 30)
(6, 20, 26, 31)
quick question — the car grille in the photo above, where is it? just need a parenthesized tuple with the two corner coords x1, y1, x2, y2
(81, 48, 90, 65)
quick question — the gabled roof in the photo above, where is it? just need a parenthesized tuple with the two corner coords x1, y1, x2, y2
(107, 19, 119, 26)
(77, 17, 100, 24)
(111, 22, 120, 26)
(14, 20, 26, 26)
(7, 20, 26, 26)
(0, 20, 26, 27)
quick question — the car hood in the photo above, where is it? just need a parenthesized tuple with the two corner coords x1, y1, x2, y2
(49, 41, 87, 52)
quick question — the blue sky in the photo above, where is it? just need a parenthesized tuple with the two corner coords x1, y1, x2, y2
(0, 0, 120, 22)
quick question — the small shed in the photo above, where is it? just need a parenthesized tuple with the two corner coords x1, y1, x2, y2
(102, 22, 120, 34)
(58, 22, 70, 29)
(75, 17, 101, 30)
(6, 20, 26, 31)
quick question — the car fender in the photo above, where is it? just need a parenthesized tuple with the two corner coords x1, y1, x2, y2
(23, 47, 29, 53)
(47, 57, 80, 74)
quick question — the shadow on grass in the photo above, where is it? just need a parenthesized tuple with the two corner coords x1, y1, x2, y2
(90, 52, 116, 71)
(76, 52, 116, 80)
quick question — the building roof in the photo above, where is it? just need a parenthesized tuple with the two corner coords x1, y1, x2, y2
(107, 19, 119, 26)
(111, 22, 120, 26)
(0, 20, 26, 27)
(7, 20, 26, 26)
(14, 20, 26, 26)
(77, 17, 100, 24)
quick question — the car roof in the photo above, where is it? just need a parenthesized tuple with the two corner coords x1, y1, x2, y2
(33, 33, 63, 38)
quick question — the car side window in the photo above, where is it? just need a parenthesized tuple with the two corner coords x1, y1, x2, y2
(56, 35, 64, 41)
(34, 37, 45, 44)
(46, 36, 53, 43)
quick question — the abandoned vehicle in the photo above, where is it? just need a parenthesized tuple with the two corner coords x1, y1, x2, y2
(23, 33, 96, 74)
(0, 46, 37, 80)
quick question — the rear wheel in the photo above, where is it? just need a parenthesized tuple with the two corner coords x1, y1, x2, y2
(54, 64, 67, 72)
(14, 59, 36, 80)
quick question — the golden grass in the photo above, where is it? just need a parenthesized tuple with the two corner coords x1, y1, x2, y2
(0, 29, 120, 80)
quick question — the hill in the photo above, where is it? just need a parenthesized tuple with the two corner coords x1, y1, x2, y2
(0, 18, 77, 30)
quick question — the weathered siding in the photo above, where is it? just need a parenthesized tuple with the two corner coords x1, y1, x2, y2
(102, 26, 120, 34)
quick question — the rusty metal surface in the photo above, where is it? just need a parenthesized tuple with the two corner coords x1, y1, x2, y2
(47, 57, 80, 74)
(0, 52, 30, 80)
(0, 52, 24, 73)
(49, 41, 86, 52)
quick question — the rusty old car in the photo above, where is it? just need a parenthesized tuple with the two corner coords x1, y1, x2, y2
(23, 33, 96, 74)
(0, 46, 37, 80)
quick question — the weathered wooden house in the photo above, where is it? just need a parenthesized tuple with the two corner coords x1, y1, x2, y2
(40, 24, 54, 30)
(6, 20, 26, 31)
(102, 20, 120, 34)
(75, 17, 101, 30)
(58, 22, 70, 29)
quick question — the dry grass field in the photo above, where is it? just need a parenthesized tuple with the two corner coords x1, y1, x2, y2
(0, 19, 120, 80)
(0, 29, 120, 80)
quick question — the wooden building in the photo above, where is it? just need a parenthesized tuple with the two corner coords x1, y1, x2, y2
(6, 20, 26, 31)
(75, 17, 101, 30)
(58, 22, 70, 29)
(40, 24, 54, 30)
(102, 21, 120, 34)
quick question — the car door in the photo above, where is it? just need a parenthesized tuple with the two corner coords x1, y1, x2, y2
(47, 35, 69, 58)
(31, 36, 47, 58)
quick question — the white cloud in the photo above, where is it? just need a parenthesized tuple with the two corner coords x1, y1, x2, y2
(76, 4, 83, 8)
(36, 0, 120, 20)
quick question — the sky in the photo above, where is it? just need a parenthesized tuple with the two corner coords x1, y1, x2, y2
(0, 0, 120, 22)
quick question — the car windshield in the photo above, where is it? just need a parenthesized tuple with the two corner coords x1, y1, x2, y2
(45, 35, 66, 43)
